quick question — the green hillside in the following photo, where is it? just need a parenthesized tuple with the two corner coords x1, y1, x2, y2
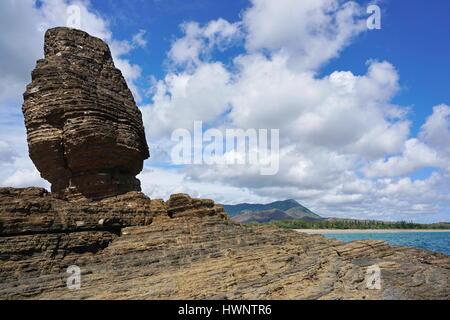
(248, 220, 450, 230)
(222, 199, 302, 216)
(222, 199, 321, 223)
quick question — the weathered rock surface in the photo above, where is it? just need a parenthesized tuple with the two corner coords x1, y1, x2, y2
(0, 188, 449, 300)
(22, 27, 149, 201)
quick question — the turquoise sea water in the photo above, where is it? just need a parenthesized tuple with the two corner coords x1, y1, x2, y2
(321, 232, 450, 256)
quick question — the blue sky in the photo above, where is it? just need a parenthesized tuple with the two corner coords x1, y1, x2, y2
(0, 0, 449, 223)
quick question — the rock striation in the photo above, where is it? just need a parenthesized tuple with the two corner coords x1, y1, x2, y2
(22, 27, 149, 201)
(0, 187, 449, 300)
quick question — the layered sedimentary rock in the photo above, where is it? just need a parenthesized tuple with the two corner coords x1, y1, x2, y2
(0, 188, 225, 297)
(22, 27, 149, 201)
(0, 188, 449, 300)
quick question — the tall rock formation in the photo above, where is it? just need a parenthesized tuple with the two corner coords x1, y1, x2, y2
(22, 27, 149, 201)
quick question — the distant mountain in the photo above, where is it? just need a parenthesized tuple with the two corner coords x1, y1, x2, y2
(233, 209, 292, 223)
(222, 199, 322, 223)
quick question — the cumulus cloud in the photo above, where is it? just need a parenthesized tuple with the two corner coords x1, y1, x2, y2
(168, 18, 241, 68)
(133, 29, 148, 48)
(419, 104, 450, 155)
(109, 37, 145, 102)
(229, 57, 408, 158)
(0, 140, 17, 164)
(362, 105, 450, 179)
(2, 168, 50, 189)
(141, 62, 232, 139)
(243, 0, 367, 71)
(362, 139, 442, 178)
(138, 166, 269, 204)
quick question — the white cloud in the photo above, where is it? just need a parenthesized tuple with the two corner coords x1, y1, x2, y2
(0, 140, 17, 164)
(110, 42, 144, 102)
(362, 139, 442, 178)
(2, 168, 50, 189)
(138, 166, 270, 204)
(419, 104, 450, 155)
(133, 29, 148, 48)
(168, 18, 241, 68)
(362, 104, 450, 179)
(243, 0, 367, 71)
(228, 56, 407, 158)
(39, 0, 112, 40)
(141, 62, 232, 139)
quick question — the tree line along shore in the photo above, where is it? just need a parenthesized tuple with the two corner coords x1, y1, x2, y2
(247, 219, 450, 230)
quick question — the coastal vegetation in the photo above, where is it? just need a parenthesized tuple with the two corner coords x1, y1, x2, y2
(247, 219, 450, 230)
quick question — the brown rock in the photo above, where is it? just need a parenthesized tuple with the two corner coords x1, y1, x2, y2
(0, 190, 448, 300)
(22, 27, 149, 201)
(0, 187, 227, 293)
(167, 193, 225, 218)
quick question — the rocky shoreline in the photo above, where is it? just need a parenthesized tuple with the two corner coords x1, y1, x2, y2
(0, 187, 449, 299)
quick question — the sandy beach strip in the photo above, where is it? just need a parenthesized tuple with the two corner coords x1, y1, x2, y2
(295, 229, 450, 234)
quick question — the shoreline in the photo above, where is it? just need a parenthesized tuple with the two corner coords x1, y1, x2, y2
(295, 229, 450, 234)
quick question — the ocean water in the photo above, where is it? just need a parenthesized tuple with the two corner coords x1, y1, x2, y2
(321, 232, 450, 256)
